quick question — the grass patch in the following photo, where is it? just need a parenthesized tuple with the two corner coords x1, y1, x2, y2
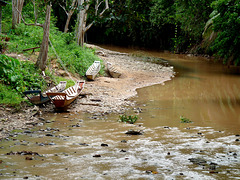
(0, 83, 25, 107)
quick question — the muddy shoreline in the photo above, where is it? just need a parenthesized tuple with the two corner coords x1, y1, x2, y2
(0, 44, 174, 139)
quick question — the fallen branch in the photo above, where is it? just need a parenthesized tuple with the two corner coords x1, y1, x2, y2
(23, 46, 40, 52)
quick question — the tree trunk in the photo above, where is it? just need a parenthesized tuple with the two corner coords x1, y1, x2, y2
(12, 0, 25, 29)
(12, 0, 17, 28)
(64, 12, 73, 33)
(63, 0, 76, 33)
(76, 0, 89, 46)
(36, 5, 51, 71)
(76, 0, 109, 46)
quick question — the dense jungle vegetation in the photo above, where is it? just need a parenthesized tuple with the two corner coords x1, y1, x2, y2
(0, 0, 239, 107)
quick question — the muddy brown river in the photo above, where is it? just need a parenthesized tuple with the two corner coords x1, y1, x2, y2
(0, 47, 240, 179)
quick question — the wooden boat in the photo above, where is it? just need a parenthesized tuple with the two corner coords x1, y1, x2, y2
(86, 61, 101, 80)
(23, 81, 67, 105)
(107, 62, 121, 78)
(46, 80, 85, 108)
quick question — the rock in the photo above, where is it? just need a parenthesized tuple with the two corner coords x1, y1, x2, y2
(125, 130, 143, 135)
(101, 143, 108, 147)
(93, 154, 101, 157)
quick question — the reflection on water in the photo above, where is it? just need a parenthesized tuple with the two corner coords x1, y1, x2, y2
(0, 47, 240, 179)
(134, 52, 240, 133)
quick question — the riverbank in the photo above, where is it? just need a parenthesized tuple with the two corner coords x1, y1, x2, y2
(0, 44, 175, 139)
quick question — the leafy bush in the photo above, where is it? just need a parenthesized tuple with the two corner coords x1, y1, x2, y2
(0, 55, 46, 93)
(119, 114, 138, 124)
(211, 0, 240, 65)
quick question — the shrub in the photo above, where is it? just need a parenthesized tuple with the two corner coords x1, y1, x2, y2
(0, 54, 46, 93)
(119, 114, 138, 124)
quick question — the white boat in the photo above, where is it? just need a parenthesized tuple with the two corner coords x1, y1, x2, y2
(46, 81, 85, 109)
(86, 61, 101, 80)
(107, 62, 121, 78)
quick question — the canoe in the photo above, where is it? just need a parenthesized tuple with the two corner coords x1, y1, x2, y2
(107, 62, 121, 78)
(46, 80, 85, 108)
(86, 61, 101, 80)
(23, 81, 67, 105)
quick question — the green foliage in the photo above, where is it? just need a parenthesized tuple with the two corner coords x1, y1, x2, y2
(150, 0, 175, 27)
(48, 29, 102, 77)
(210, 0, 240, 65)
(119, 114, 138, 124)
(180, 116, 192, 123)
(0, 55, 46, 93)
(7, 24, 43, 53)
(4, 23, 102, 78)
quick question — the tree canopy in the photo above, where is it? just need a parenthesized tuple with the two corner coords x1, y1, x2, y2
(1, 0, 240, 65)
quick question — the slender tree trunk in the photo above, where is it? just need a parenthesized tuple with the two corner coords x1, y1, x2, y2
(36, 5, 51, 71)
(12, 0, 25, 29)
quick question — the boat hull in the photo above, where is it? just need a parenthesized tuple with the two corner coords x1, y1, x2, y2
(86, 61, 101, 80)
(47, 81, 85, 109)
(107, 62, 121, 78)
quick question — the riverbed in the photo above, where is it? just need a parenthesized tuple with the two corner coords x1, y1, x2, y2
(0, 46, 239, 179)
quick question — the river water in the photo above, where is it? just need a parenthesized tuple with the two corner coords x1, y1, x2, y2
(0, 47, 240, 179)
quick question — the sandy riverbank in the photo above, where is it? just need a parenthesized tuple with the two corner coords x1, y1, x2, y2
(0, 44, 175, 139)
(71, 44, 175, 114)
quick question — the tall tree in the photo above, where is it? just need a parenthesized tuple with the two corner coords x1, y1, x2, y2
(12, 0, 24, 29)
(76, 0, 109, 46)
(59, 0, 77, 33)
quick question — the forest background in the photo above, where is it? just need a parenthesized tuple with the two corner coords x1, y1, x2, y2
(1, 0, 240, 65)
(0, 0, 239, 107)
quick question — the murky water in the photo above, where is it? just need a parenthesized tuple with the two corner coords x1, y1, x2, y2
(0, 47, 240, 179)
